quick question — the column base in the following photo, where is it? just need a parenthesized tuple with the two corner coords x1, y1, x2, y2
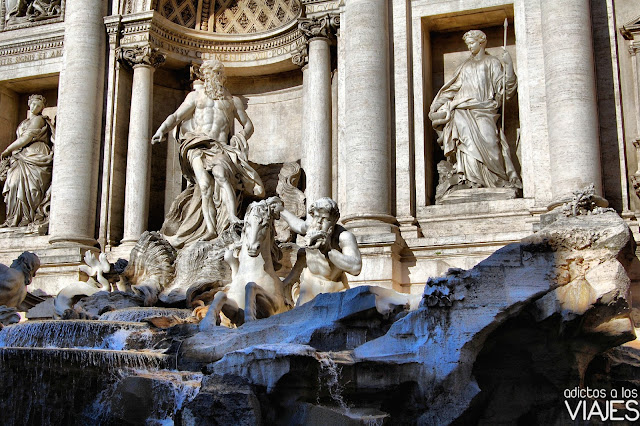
(48, 234, 99, 250)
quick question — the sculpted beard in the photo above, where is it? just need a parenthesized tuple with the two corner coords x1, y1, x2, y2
(306, 224, 333, 251)
(204, 74, 225, 100)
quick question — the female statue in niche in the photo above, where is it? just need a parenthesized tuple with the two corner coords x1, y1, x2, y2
(429, 29, 521, 199)
(0, 94, 54, 228)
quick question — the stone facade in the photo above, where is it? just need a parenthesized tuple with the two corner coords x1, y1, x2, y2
(0, 0, 639, 298)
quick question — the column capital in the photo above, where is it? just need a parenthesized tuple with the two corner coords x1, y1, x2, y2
(291, 44, 309, 67)
(298, 14, 339, 41)
(629, 42, 640, 56)
(116, 44, 166, 69)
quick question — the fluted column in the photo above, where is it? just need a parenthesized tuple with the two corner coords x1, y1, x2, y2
(541, 0, 604, 208)
(49, 0, 108, 246)
(117, 45, 165, 244)
(342, 0, 394, 228)
(297, 15, 338, 208)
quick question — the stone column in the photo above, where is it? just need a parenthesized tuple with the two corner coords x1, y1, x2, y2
(342, 0, 394, 228)
(297, 15, 338, 208)
(117, 45, 165, 244)
(49, 0, 108, 246)
(541, 0, 604, 208)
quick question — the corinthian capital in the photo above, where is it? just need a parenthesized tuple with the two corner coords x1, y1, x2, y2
(298, 14, 339, 41)
(116, 44, 166, 69)
(291, 44, 309, 67)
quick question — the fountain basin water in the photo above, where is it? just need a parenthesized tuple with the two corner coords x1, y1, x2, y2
(0, 347, 177, 425)
(0, 320, 165, 350)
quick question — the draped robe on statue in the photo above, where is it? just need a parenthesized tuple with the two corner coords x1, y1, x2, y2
(431, 53, 519, 188)
(160, 119, 264, 248)
(2, 118, 53, 227)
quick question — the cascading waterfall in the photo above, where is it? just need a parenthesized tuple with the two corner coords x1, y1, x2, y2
(0, 320, 161, 350)
(0, 318, 179, 424)
(317, 352, 349, 412)
(83, 370, 203, 424)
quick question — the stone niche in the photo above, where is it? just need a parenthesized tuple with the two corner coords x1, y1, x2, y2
(0, 80, 58, 226)
(422, 5, 519, 205)
(409, 5, 536, 275)
(147, 66, 303, 235)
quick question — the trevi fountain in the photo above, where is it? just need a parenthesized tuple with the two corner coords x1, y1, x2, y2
(1, 0, 640, 424)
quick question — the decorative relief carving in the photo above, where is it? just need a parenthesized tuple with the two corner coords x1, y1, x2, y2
(290, 43, 307, 67)
(5, 0, 62, 26)
(116, 44, 166, 68)
(157, 0, 196, 28)
(209, 0, 301, 34)
(291, 14, 337, 67)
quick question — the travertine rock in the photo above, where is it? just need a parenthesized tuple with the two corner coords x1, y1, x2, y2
(180, 211, 635, 424)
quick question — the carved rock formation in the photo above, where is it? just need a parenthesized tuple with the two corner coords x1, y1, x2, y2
(0, 211, 637, 424)
(177, 210, 636, 423)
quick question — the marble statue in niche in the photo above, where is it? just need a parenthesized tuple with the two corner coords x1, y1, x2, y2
(5, 0, 61, 25)
(152, 59, 265, 248)
(429, 29, 521, 203)
(0, 94, 54, 228)
(279, 197, 362, 306)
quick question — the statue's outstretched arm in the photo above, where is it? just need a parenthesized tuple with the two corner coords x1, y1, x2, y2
(279, 209, 307, 235)
(151, 92, 197, 144)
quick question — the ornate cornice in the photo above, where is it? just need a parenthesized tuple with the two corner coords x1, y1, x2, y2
(105, 15, 124, 47)
(117, 12, 306, 71)
(0, 33, 64, 67)
(116, 44, 166, 68)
